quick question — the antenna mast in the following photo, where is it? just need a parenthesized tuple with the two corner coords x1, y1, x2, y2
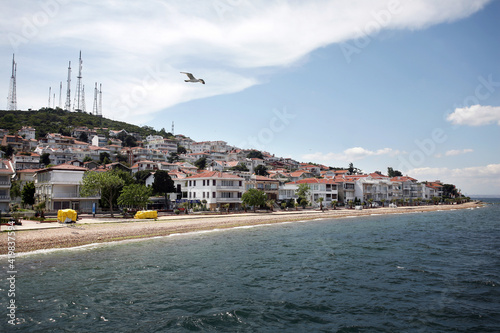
(81, 84, 86, 112)
(92, 82, 98, 115)
(59, 81, 62, 108)
(65, 61, 71, 110)
(74, 51, 83, 111)
(7, 54, 17, 110)
(98, 83, 102, 117)
(48, 87, 51, 108)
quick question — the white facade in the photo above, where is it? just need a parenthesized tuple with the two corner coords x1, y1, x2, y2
(34, 164, 100, 212)
(185, 171, 244, 210)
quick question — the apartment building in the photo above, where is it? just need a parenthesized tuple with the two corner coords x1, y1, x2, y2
(0, 159, 14, 213)
(34, 163, 100, 212)
(185, 171, 244, 210)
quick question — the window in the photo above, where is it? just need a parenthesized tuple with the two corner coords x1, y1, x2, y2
(189, 180, 191, 187)
(213, 192, 216, 198)
(213, 180, 216, 186)
(203, 180, 205, 186)
(203, 192, 205, 198)
(239, 181, 242, 186)
(193, 180, 196, 186)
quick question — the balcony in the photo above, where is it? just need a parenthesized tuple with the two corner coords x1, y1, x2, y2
(216, 185, 243, 190)
(216, 197, 241, 202)
(52, 193, 100, 199)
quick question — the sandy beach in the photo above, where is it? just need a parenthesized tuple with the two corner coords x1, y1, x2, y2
(1, 202, 483, 255)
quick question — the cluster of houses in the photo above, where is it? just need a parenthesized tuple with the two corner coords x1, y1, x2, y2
(0, 126, 452, 214)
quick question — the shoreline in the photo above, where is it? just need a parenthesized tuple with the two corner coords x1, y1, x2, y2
(1, 202, 484, 255)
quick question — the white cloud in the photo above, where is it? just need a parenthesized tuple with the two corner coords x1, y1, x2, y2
(303, 147, 401, 162)
(446, 105, 500, 126)
(409, 164, 500, 195)
(0, 0, 492, 123)
(444, 148, 474, 156)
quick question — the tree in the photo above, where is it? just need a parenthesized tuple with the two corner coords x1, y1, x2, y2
(152, 170, 175, 209)
(177, 145, 187, 154)
(79, 132, 88, 143)
(83, 156, 93, 163)
(123, 135, 137, 147)
(135, 170, 152, 185)
(318, 197, 324, 211)
(1, 145, 14, 158)
(100, 152, 111, 164)
(117, 184, 152, 210)
(10, 180, 22, 200)
(21, 181, 36, 208)
(167, 152, 180, 163)
(296, 183, 310, 205)
(230, 163, 249, 172)
(40, 153, 51, 166)
(80, 171, 125, 217)
(241, 188, 267, 212)
(254, 165, 268, 176)
(246, 150, 264, 159)
(194, 156, 207, 170)
(387, 167, 403, 178)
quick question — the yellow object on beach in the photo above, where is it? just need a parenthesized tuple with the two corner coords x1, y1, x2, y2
(57, 209, 77, 223)
(134, 210, 158, 219)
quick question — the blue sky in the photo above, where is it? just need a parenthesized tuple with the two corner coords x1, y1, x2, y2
(1, 0, 499, 195)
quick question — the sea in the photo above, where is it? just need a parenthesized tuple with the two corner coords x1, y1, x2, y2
(1, 199, 499, 332)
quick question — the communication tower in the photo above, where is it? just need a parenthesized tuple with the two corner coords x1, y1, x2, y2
(74, 51, 84, 111)
(7, 54, 17, 110)
(65, 61, 71, 110)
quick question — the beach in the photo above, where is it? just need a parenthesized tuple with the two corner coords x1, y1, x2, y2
(1, 202, 483, 255)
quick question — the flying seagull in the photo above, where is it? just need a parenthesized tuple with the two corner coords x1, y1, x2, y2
(180, 72, 205, 84)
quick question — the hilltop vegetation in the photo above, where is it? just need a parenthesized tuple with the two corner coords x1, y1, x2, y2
(0, 108, 171, 139)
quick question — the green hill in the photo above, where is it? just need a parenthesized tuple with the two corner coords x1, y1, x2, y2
(0, 108, 171, 140)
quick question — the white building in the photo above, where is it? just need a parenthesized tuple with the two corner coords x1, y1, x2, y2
(0, 159, 14, 213)
(281, 178, 339, 207)
(18, 126, 36, 140)
(184, 171, 244, 210)
(34, 163, 100, 212)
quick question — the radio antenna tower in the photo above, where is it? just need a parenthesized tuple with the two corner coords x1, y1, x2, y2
(92, 82, 98, 115)
(64, 61, 71, 110)
(7, 54, 17, 110)
(73, 51, 84, 111)
(81, 84, 86, 112)
(172, 121, 174, 135)
(48, 87, 51, 108)
(59, 81, 62, 108)
(98, 83, 102, 117)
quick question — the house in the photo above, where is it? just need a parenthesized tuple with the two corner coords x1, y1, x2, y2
(184, 171, 244, 210)
(283, 178, 339, 207)
(1, 134, 27, 152)
(91, 135, 107, 147)
(13, 152, 40, 170)
(245, 175, 279, 200)
(18, 126, 36, 140)
(34, 163, 100, 212)
(0, 159, 14, 213)
(145, 135, 177, 154)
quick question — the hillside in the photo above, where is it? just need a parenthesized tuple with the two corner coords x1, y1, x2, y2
(0, 108, 170, 139)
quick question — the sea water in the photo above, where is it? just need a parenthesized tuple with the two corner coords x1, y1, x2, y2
(1, 199, 499, 332)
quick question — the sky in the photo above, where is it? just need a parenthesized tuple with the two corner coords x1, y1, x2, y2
(1, 0, 499, 196)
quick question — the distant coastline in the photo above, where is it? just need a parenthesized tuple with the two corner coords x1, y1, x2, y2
(0, 201, 484, 256)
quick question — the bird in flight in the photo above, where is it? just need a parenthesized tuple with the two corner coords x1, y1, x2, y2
(180, 72, 205, 84)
